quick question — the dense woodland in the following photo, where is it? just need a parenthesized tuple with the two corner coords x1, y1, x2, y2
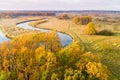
(0, 32, 112, 80)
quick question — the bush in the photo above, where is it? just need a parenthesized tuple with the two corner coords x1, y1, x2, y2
(72, 16, 80, 25)
(58, 14, 70, 20)
(73, 16, 92, 25)
(97, 30, 114, 36)
(83, 22, 97, 35)
(80, 16, 92, 25)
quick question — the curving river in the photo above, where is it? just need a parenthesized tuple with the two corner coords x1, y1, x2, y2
(0, 20, 73, 47)
(17, 21, 73, 47)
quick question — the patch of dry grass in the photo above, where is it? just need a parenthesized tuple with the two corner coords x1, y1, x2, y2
(0, 16, 43, 36)
(29, 19, 47, 27)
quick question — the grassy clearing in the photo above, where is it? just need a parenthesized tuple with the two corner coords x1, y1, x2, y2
(29, 19, 47, 27)
(31, 17, 120, 79)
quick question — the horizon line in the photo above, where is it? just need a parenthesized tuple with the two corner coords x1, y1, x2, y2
(0, 10, 120, 12)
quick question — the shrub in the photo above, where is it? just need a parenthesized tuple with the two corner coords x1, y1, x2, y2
(72, 16, 80, 25)
(97, 30, 114, 36)
(83, 22, 97, 35)
(73, 16, 92, 25)
(58, 14, 70, 20)
(80, 16, 92, 25)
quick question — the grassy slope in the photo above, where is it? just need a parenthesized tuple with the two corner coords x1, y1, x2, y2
(31, 17, 120, 79)
(0, 16, 43, 36)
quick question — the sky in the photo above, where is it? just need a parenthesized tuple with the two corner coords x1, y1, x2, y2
(0, 0, 120, 11)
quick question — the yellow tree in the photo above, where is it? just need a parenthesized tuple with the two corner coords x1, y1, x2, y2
(83, 22, 97, 35)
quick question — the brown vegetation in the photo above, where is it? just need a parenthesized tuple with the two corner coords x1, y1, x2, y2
(57, 14, 70, 20)
(97, 30, 114, 36)
(0, 11, 56, 18)
(73, 16, 92, 25)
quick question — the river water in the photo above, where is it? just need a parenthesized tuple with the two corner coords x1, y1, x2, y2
(0, 30, 10, 43)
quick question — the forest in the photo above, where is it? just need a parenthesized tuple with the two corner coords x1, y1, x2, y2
(0, 32, 111, 80)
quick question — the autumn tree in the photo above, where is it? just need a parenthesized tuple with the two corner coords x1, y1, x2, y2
(0, 33, 112, 80)
(83, 22, 97, 35)
(76, 52, 109, 80)
(73, 16, 92, 25)
(56, 41, 110, 80)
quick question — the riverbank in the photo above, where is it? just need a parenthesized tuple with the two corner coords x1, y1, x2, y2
(17, 20, 73, 47)
(0, 24, 15, 39)
(29, 19, 74, 40)
(0, 28, 10, 43)
(0, 16, 44, 38)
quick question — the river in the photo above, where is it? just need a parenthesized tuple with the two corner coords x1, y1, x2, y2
(0, 20, 72, 47)
(17, 21, 73, 47)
